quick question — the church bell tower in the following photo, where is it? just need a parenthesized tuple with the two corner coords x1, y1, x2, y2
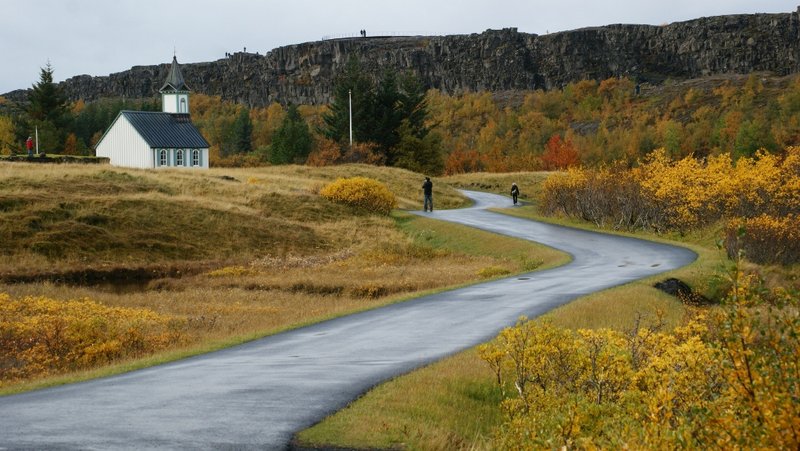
(160, 55, 190, 114)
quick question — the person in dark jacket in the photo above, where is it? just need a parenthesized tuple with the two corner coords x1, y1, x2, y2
(511, 182, 519, 205)
(422, 177, 433, 212)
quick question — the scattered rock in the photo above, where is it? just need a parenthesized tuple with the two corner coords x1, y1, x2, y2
(654, 278, 713, 305)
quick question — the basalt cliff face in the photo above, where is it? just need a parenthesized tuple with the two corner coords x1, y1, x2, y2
(5, 8, 800, 106)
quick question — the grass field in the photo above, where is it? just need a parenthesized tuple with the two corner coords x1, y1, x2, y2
(0, 162, 565, 394)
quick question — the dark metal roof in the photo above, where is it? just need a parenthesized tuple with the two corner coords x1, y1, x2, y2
(121, 111, 209, 148)
(160, 56, 190, 92)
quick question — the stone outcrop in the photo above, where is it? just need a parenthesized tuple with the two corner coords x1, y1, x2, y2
(5, 8, 799, 106)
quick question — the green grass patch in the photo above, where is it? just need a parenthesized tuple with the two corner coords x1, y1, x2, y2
(297, 350, 502, 450)
(394, 211, 569, 272)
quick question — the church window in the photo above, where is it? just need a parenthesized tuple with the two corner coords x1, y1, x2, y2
(159, 149, 168, 166)
(192, 150, 200, 166)
(176, 149, 184, 166)
(180, 98, 187, 113)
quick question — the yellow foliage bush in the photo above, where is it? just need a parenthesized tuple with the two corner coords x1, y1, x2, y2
(541, 147, 800, 234)
(726, 214, 800, 264)
(319, 176, 397, 215)
(0, 293, 185, 384)
(480, 270, 800, 449)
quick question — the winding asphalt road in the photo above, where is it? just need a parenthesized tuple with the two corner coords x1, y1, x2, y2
(0, 191, 696, 450)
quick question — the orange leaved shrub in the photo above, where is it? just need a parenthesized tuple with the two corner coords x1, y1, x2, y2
(725, 214, 800, 264)
(481, 270, 800, 449)
(0, 294, 186, 383)
(541, 147, 800, 234)
(319, 176, 397, 215)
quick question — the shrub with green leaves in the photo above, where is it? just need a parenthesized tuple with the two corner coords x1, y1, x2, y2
(319, 176, 397, 215)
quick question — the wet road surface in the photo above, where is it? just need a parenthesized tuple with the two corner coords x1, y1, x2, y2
(0, 190, 696, 450)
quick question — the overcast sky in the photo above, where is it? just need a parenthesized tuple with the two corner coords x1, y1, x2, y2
(1, 0, 797, 94)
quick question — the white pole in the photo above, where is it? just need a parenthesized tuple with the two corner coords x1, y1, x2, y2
(348, 89, 353, 147)
(35, 126, 39, 155)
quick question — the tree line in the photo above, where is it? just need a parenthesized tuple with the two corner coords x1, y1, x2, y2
(2, 62, 799, 175)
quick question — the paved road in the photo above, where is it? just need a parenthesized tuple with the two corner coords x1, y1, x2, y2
(0, 191, 696, 450)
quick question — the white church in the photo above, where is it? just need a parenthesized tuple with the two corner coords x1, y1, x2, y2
(95, 56, 210, 169)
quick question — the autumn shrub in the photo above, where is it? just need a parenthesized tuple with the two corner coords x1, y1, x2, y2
(540, 164, 648, 229)
(540, 148, 800, 233)
(479, 269, 800, 449)
(725, 214, 800, 264)
(540, 134, 580, 170)
(306, 139, 386, 167)
(319, 176, 397, 215)
(0, 293, 186, 383)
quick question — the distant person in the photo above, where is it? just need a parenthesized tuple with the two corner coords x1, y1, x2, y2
(422, 177, 433, 212)
(26, 136, 33, 157)
(510, 182, 519, 205)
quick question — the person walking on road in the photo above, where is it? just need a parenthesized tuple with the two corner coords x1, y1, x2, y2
(511, 182, 519, 205)
(26, 136, 33, 157)
(422, 177, 433, 212)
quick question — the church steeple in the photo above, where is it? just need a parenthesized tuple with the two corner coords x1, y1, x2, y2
(160, 56, 190, 114)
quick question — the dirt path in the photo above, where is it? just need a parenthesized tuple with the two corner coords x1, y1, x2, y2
(0, 191, 695, 450)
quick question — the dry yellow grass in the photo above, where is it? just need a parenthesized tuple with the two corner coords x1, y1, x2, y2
(0, 163, 465, 275)
(0, 162, 564, 392)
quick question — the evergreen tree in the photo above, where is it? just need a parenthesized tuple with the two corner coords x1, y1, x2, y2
(321, 60, 435, 169)
(398, 72, 430, 139)
(27, 62, 69, 152)
(230, 106, 253, 153)
(321, 57, 375, 145)
(270, 104, 313, 164)
(371, 70, 403, 163)
(27, 62, 68, 126)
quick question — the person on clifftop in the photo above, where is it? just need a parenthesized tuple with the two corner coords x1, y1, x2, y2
(422, 177, 433, 212)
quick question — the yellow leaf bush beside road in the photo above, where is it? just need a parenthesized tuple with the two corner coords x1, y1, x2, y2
(541, 147, 800, 263)
(320, 176, 398, 215)
(0, 293, 185, 384)
(480, 273, 800, 449)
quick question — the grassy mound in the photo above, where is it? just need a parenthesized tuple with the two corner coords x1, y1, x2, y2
(0, 163, 464, 277)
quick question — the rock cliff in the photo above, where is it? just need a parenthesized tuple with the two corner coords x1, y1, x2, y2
(5, 8, 799, 106)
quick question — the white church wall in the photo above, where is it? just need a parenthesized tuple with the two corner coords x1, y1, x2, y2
(95, 116, 153, 168)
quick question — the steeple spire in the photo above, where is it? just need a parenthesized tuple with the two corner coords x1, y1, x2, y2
(160, 55, 189, 93)
(160, 55, 191, 114)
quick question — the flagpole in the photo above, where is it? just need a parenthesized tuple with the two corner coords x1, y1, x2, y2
(348, 89, 353, 148)
(35, 126, 39, 155)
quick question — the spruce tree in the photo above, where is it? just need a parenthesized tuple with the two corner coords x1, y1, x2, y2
(27, 62, 69, 152)
(371, 70, 403, 163)
(27, 62, 68, 126)
(321, 57, 374, 145)
(398, 72, 430, 139)
(270, 104, 313, 164)
(230, 106, 253, 153)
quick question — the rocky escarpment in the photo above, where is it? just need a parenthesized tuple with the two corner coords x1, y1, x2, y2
(5, 8, 800, 107)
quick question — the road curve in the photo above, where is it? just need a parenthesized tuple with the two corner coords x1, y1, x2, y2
(0, 191, 695, 450)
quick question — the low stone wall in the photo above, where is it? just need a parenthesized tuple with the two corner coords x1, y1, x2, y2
(0, 154, 110, 164)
